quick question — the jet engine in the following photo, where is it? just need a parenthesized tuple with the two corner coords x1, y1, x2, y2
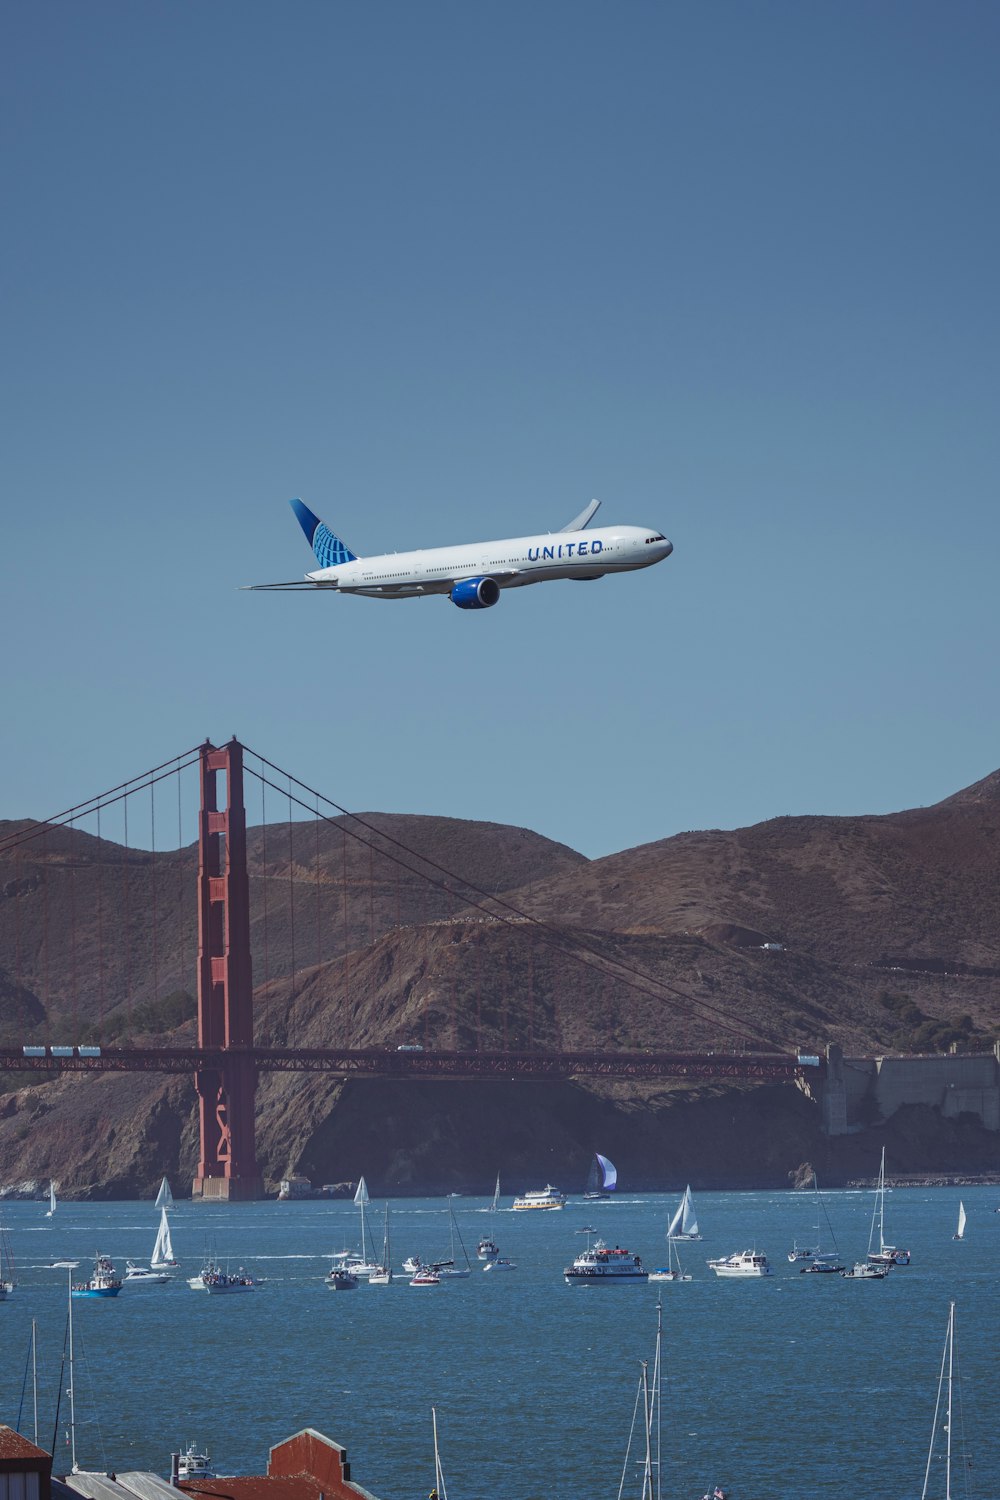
(449, 577, 501, 610)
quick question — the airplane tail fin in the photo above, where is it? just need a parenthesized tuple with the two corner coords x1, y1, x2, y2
(290, 498, 359, 567)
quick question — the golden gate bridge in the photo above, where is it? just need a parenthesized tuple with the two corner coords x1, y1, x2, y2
(0, 739, 813, 1199)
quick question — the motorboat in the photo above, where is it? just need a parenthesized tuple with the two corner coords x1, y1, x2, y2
(841, 1260, 888, 1280)
(202, 1266, 257, 1294)
(706, 1249, 772, 1278)
(799, 1253, 845, 1274)
(483, 1255, 517, 1271)
(564, 1240, 648, 1283)
(477, 1236, 500, 1260)
(402, 1254, 424, 1275)
(124, 1260, 171, 1285)
(409, 1269, 441, 1286)
(512, 1185, 565, 1211)
(327, 1268, 359, 1291)
(72, 1253, 123, 1297)
(176, 1446, 216, 1481)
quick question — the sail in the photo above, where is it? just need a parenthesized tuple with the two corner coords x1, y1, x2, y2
(490, 1173, 501, 1213)
(956, 1202, 966, 1240)
(595, 1154, 617, 1192)
(155, 1176, 174, 1210)
(668, 1185, 698, 1238)
(354, 1176, 370, 1207)
(46, 1182, 57, 1217)
(151, 1207, 175, 1267)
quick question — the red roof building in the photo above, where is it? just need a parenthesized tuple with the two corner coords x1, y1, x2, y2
(177, 1430, 379, 1500)
(0, 1426, 53, 1500)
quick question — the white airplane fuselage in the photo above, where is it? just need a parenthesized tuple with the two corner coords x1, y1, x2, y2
(308, 525, 672, 599)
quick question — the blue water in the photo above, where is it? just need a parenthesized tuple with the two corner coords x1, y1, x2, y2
(1, 1188, 998, 1498)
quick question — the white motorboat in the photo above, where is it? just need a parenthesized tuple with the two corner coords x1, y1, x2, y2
(564, 1239, 648, 1283)
(707, 1249, 772, 1278)
(477, 1236, 500, 1260)
(409, 1269, 441, 1286)
(483, 1254, 517, 1271)
(402, 1254, 424, 1275)
(124, 1260, 171, 1285)
(512, 1184, 565, 1211)
(666, 1184, 702, 1240)
(176, 1446, 216, 1481)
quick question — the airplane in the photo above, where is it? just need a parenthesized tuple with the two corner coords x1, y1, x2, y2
(246, 498, 673, 610)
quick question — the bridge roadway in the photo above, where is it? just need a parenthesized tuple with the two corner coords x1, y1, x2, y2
(0, 1045, 810, 1082)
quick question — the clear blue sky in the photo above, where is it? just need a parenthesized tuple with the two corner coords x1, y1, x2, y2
(3, 2, 998, 857)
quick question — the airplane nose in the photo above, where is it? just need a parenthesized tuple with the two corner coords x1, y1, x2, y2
(662, 539, 673, 557)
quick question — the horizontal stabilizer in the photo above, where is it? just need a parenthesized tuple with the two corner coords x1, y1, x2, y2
(560, 498, 601, 532)
(290, 498, 359, 567)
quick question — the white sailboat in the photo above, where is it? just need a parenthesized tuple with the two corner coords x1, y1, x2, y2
(45, 1182, 57, 1218)
(154, 1176, 175, 1210)
(584, 1152, 618, 1200)
(332, 1176, 383, 1279)
(648, 1235, 692, 1282)
(0, 1208, 15, 1298)
(666, 1184, 701, 1241)
(792, 1172, 844, 1274)
(867, 1148, 911, 1267)
(952, 1202, 966, 1241)
(433, 1198, 473, 1278)
(478, 1173, 501, 1259)
(151, 1205, 178, 1268)
(920, 1302, 970, 1499)
(369, 1204, 392, 1285)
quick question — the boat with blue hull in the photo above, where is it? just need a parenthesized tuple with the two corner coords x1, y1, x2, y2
(72, 1254, 123, 1298)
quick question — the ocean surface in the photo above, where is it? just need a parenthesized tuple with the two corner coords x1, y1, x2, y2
(1, 1186, 997, 1499)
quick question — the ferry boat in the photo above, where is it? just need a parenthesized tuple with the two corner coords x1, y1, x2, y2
(71, 1254, 123, 1298)
(564, 1240, 648, 1283)
(512, 1185, 565, 1211)
(706, 1249, 773, 1278)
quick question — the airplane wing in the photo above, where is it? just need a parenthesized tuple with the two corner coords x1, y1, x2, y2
(240, 580, 341, 591)
(559, 498, 601, 532)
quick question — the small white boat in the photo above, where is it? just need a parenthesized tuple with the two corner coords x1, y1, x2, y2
(512, 1184, 565, 1211)
(866, 1148, 911, 1267)
(483, 1255, 517, 1271)
(410, 1269, 441, 1286)
(124, 1260, 171, 1285)
(707, 1249, 772, 1278)
(402, 1254, 424, 1275)
(666, 1184, 702, 1240)
(953, 1201, 966, 1241)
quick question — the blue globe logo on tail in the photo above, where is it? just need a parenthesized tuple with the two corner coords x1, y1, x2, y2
(290, 498, 358, 568)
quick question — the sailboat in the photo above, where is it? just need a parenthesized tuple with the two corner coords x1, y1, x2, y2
(584, 1152, 618, 1200)
(867, 1148, 911, 1267)
(369, 1204, 392, 1285)
(666, 1184, 701, 1241)
(952, 1202, 966, 1241)
(920, 1303, 972, 1499)
(45, 1182, 57, 1218)
(150, 1205, 179, 1268)
(0, 1207, 15, 1298)
(792, 1173, 844, 1274)
(328, 1176, 382, 1280)
(648, 1235, 692, 1282)
(430, 1407, 448, 1500)
(478, 1173, 501, 1260)
(432, 1198, 473, 1279)
(154, 1176, 175, 1210)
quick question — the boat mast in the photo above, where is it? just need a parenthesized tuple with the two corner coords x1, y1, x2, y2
(431, 1406, 448, 1500)
(878, 1147, 886, 1255)
(67, 1269, 78, 1472)
(32, 1318, 39, 1446)
(921, 1301, 955, 1500)
(640, 1360, 652, 1500)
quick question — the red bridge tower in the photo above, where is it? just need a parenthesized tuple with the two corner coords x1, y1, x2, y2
(192, 739, 263, 1201)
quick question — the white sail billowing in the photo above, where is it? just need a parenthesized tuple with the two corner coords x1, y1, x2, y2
(155, 1176, 174, 1210)
(151, 1206, 176, 1268)
(354, 1176, 370, 1207)
(954, 1201, 966, 1241)
(667, 1184, 701, 1240)
(595, 1154, 617, 1192)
